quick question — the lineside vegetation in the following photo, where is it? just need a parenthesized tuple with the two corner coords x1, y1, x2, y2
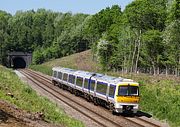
(0, 65, 84, 127)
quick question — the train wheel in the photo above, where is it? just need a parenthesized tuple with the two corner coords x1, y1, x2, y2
(74, 90, 78, 96)
(58, 83, 61, 88)
(62, 85, 65, 90)
(71, 88, 75, 94)
(109, 103, 114, 111)
(59, 84, 63, 89)
(112, 110, 118, 115)
(69, 88, 73, 94)
(52, 81, 56, 86)
(86, 95, 90, 102)
(93, 97, 98, 106)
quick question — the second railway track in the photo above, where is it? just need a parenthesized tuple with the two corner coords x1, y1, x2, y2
(19, 69, 163, 127)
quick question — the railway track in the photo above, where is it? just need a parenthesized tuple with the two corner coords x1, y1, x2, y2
(19, 69, 163, 127)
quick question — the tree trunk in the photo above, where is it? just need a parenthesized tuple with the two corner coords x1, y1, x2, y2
(135, 30, 141, 73)
(153, 65, 156, 75)
(157, 67, 160, 75)
(165, 65, 168, 76)
(135, 39, 140, 73)
(175, 68, 178, 76)
(151, 61, 156, 75)
(178, 56, 180, 76)
(123, 55, 127, 74)
(130, 40, 137, 73)
(127, 48, 132, 73)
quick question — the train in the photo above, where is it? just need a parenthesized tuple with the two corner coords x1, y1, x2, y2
(52, 67, 140, 114)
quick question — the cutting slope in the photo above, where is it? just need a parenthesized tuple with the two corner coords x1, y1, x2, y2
(30, 50, 180, 127)
(43, 50, 101, 72)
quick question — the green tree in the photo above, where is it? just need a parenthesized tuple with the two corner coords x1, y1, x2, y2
(0, 10, 11, 64)
(163, 0, 180, 76)
(142, 30, 164, 75)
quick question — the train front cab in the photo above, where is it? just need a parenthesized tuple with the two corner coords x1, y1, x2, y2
(114, 82, 139, 114)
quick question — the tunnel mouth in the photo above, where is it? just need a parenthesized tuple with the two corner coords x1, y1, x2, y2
(13, 57, 26, 69)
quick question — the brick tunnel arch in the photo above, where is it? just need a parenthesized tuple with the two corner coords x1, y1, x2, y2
(12, 57, 26, 69)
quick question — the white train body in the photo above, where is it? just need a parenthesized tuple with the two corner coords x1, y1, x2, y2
(52, 67, 140, 114)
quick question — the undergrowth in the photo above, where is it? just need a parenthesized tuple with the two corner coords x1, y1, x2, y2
(140, 80, 180, 126)
(0, 66, 84, 127)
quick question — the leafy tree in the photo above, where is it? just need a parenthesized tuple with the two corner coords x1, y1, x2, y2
(0, 10, 11, 64)
(163, 0, 180, 76)
(97, 38, 112, 71)
(142, 30, 164, 75)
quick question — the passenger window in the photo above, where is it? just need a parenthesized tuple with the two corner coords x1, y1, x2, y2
(84, 78, 89, 89)
(68, 74, 75, 84)
(96, 81, 107, 95)
(63, 73, 68, 81)
(76, 77, 83, 87)
(109, 84, 116, 98)
(53, 71, 57, 77)
(58, 72, 62, 79)
(90, 80, 95, 91)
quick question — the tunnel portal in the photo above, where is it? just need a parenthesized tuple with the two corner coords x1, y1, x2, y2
(8, 52, 32, 69)
(13, 57, 26, 68)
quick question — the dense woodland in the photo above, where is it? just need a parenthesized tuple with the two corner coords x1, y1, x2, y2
(0, 0, 180, 75)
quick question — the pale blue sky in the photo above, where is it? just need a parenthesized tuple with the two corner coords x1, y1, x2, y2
(0, 0, 133, 15)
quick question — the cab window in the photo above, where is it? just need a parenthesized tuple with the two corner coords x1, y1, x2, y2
(118, 86, 138, 96)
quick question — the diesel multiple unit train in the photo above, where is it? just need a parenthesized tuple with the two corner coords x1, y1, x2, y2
(52, 67, 140, 114)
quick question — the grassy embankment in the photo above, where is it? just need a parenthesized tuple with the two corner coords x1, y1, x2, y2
(30, 50, 180, 127)
(0, 65, 84, 127)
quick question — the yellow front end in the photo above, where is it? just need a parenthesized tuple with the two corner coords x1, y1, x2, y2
(116, 96, 140, 103)
(114, 83, 140, 113)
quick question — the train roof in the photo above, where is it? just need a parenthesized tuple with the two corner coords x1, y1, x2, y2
(52, 67, 135, 85)
(53, 67, 76, 74)
(94, 74, 134, 84)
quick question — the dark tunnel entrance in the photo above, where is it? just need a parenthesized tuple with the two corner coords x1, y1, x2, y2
(13, 57, 26, 69)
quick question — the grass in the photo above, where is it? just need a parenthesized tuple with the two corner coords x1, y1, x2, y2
(30, 50, 180, 127)
(140, 81, 180, 126)
(30, 64, 52, 76)
(30, 50, 102, 76)
(40, 50, 101, 72)
(0, 65, 84, 127)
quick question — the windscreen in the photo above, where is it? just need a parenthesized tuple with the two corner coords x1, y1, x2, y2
(118, 86, 139, 96)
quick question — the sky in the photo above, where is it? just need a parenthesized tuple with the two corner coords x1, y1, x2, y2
(0, 0, 133, 15)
